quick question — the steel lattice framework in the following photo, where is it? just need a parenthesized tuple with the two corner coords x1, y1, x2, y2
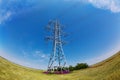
(45, 20, 67, 72)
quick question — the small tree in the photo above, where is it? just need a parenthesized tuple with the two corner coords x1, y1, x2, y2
(75, 63, 88, 70)
(69, 65, 74, 71)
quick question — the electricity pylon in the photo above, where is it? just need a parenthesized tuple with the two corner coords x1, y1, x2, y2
(45, 20, 68, 72)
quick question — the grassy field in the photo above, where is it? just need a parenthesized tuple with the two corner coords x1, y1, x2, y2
(0, 51, 120, 80)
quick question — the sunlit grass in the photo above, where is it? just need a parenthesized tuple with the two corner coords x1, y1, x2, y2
(0, 51, 120, 80)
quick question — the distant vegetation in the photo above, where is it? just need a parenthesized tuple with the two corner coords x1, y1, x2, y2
(69, 63, 89, 71)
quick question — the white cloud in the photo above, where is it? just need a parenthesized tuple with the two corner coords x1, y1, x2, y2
(21, 50, 49, 62)
(65, 0, 120, 13)
(87, 0, 120, 13)
(34, 50, 49, 59)
(0, 0, 36, 24)
(0, 11, 12, 24)
(0, 49, 48, 69)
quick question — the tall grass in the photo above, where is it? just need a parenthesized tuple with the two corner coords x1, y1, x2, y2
(0, 51, 120, 80)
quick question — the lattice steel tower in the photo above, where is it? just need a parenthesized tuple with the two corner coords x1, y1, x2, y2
(45, 20, 67, 72)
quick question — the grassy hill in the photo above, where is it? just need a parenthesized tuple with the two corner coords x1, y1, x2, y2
(0, 51, 120, 80)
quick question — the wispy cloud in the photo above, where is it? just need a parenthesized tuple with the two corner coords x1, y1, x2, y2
(0, 11, 12, 24)
(34, 50, 49, 59)
(0, 0, 36, 24)
(22, 50, 29, 58)
(0, 49, 48, 69)
(65, 0, 120, 13)
(21, 49, 49, 60)
(22, 50, 49, 69)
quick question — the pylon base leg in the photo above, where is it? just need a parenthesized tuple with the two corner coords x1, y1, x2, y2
(43, 70, 70, 74)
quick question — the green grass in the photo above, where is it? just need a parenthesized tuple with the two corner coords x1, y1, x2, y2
(0, 51, 120, 80)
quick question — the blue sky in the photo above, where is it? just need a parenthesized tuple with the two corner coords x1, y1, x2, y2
(0, 0, 120, 69)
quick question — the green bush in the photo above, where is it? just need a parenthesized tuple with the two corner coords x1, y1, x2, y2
(69, 65, 74, 71)
(69, 63, 88, 71)
(75, 63, 89, 70)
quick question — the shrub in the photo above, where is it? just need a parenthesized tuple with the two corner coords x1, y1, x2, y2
(69, 63, 89, 71)
(69, 65, 74, 71)
(74, 63, 89, 70)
